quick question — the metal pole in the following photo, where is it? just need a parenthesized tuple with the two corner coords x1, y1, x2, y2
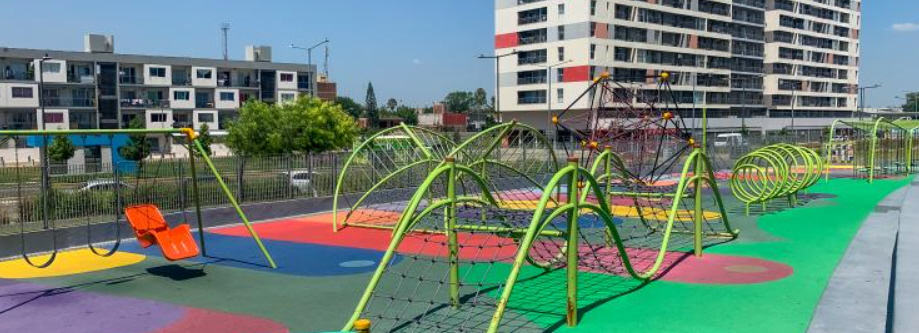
(693, 147, 704, 257)
(188, 139, 207, 256)
(496, 57, 501, 122)
(565, 157, 579, 327)
(445, 157, 459, 308)
(791, 89, 796, 144)
(38, 57, 50, 229)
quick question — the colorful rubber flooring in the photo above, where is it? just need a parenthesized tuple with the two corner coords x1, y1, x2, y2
(0, 177, 909, 333)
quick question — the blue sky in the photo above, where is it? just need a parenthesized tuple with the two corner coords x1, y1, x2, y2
(0, 1, 915, 108)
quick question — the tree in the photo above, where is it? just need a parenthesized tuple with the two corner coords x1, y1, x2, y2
(227, 97, 358, 156)
(365, 82, 379, 127)
(226, 101, 281, 156)
(902, 92, 919, 112)
(393, 105, 418, 125)
(195, 123, 214, 157)
(48, 135, 75, 163)
(119, 117, 152, 171)
(335, 96, 364, 119)
(276, 96, 359, 154)
(473, 88, 488, 111)
(386, 98, 398, 112)
(443, 91, 474, 113)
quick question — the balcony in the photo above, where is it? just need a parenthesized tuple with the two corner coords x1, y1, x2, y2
(2, 71, 33, 81)
(119, 75, 144, 85)
(120, 99, 170, 109)
(195, 100, 215, 109)
(42, 97, 96, 108)
(172, 77, 192, 86)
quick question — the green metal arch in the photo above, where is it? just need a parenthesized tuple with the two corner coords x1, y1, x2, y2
(332, 124, 457, 231)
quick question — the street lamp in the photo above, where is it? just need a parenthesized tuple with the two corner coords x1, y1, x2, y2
(537, 59, 572, 144)
(290, 39, 329, 97)
(478, 50, 518, 123)
(858, 84, 881, 120)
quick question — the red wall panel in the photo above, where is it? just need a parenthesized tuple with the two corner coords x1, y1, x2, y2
(562, 66, 590, 82)
(495, 33, 519, 49)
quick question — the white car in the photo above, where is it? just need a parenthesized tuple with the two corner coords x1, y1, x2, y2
(77, 179, 132, 192)
(287, 170, 318, 197)
(713, 133, 747, 148)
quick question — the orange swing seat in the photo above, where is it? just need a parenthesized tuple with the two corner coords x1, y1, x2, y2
(124, 204, 200, 261)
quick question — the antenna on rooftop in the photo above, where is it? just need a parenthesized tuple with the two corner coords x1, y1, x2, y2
(220, 23, 230, 60)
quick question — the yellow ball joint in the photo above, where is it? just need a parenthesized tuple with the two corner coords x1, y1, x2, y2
(687, 137, 697, 147)
(354, 319, 371, 333)
(552, 116, 559, 125)
(660, 72, 670, 82)
(600, 71, 610, 79)
(589, 141, 599, 149)
(662, 111, 674, 120)
(580, 140, 587, 147)
(181, 128, 197, 140)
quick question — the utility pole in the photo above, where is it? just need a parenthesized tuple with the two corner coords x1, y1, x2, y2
(858, 84, 881, 120)
(221, 23, 230, 61)
(478, 50, 518, 123)
(539, 59, 571, 145)
(290, 39, 330, 97)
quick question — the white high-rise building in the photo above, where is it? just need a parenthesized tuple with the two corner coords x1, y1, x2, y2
(494, 0, 861, 134)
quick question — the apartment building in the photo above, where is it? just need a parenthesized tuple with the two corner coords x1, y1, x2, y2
(0, 34, 315, 164)
(494, 0, 861, 134)
(764, 0, 860, 118)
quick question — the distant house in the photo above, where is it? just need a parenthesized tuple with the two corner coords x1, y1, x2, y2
(418, 102, 467, 130)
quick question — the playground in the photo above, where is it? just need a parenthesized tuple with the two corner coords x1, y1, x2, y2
(1, 73, 916, 333)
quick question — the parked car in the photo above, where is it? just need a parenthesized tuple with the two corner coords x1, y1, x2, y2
(286, 170, 318, 197)
(713, 133, 747, 148)
(76, 179, 132, 192)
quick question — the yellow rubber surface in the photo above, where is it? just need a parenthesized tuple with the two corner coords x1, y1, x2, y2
(0, 248, 145, 279)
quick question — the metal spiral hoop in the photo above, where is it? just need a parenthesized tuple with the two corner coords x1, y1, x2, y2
(730, 144, 824, 215)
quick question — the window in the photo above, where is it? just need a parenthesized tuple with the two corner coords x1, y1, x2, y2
(557, 26, 565, 40)
(151, 113, 168, 123)
(12, 87, 33, 98)
(173, 91, 190, 100)
(196, 69, 213, 79)
(280, 73, 294, 82)
(558, 4, 565, 15)
(149, 67, 166, 77)
(197, 113, 215, 123)
(558, 47, 565, 61)
(44, 113, 64, 123)
(42, 63, 61, 73)
(557, 88, 564, 104)
(281, 93, 296, 101)
(590, 0, 597, 15)
(590, 44, 597, 59)
(219, 92, 235, 101)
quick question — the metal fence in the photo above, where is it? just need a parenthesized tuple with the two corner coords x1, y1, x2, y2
(0, 151, 355, 235)
(0, 129, 831, 236)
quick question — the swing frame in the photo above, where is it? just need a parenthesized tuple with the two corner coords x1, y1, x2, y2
(0, 128, 276, 269)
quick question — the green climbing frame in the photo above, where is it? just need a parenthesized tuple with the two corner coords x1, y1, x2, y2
(730, 144, 824, 215)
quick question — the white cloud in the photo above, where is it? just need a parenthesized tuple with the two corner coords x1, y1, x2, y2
(412, 58, 423, 65)
(892, 23, 919, 32)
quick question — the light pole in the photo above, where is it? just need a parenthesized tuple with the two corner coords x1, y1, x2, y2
(478, 50, 518, 123)
(538, 59, 572, 144)
(290, 39, 329, 97)
(858, 84, 881, 120)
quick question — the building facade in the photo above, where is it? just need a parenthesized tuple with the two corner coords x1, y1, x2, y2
(0, 35, 315, 164)
(494, 0, 861, 133)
